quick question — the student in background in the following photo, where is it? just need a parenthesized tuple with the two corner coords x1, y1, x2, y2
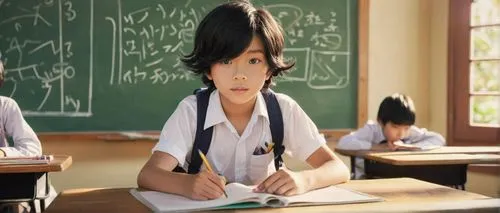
(138, 0, 349, 201)
(0, 60, 42, 158)
(0, 60, 55, 213)
(337, 93, 445, 179)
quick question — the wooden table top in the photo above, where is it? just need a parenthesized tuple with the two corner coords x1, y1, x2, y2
(44, 178, 499, 213)
(0, 155, 72, 173)
(335, 146, 500, 158)
(364, 153, 500, 166)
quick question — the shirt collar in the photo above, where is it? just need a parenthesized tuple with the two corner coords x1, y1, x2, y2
(204, 90, 270, 130)
(253, 92, 269, 121)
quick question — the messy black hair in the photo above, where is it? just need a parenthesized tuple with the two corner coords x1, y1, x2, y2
(181, 0, 294, 89)
(377, 93, 416, 126)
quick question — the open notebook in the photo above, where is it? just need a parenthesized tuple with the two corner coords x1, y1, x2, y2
(0, 155, 54, 165)
(130, 182, 383, 212)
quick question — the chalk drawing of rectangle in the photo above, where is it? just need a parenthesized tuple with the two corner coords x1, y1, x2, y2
(279, 48, 310, 82)
(308, 50, 350, 90)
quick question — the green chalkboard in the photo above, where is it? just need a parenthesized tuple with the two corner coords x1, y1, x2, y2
(0, 0, 358, 132)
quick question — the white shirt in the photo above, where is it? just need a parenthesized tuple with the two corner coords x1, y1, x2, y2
(337, 120, 445, 178)
(0, 96, 42, 157)
(337, 120, 445, 150)
(153, 90, 325, 185)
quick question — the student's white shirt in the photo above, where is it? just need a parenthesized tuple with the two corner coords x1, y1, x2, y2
(0, 96, 42, 157)
(337, 120, 445, 178)
(337, 120, 445, 150)
(153, 90, 325, 185)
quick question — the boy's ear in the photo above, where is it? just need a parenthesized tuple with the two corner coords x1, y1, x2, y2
(206, 72, 213, 80)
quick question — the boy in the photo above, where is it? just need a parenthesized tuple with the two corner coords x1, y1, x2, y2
(337, 93, 445, 179)
(138, 0, 350, 200)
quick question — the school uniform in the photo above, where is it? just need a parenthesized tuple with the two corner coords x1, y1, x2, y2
(153, 90, 325, 185)
(337, 120, 445, 179)
(0, 96, 41, 157)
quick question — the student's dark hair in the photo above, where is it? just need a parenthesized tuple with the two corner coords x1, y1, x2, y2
(181, 0, 294, 89)
(377, 93, 416, 126)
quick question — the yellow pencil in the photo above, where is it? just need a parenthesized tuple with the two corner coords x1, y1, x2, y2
(197, 149, 228, 198)
(266, 142, 274, 153)
(198, 149, 214, 172)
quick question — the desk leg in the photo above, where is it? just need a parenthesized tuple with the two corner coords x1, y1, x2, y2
(29, 172, 48, 213)
(350, 156, 356, 179)
(455, 165, 467, 190)
(34, 172, 50, 212)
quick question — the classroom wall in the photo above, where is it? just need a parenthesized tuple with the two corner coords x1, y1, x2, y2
(45, 0, 499, 198)
(46, 140, 152, 190)
(428, 0, 449, 137)
(367, 0, 431, 128)
(367, 0, 448, 137)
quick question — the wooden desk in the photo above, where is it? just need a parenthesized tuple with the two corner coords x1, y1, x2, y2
(362, 154, 500, 190)
(0, 155, 72, 212)
(366, 154, 500, 166)
(335, 146, 500, 157)
(334, 147, 500, 189)
(44, 178, 500, 213)
(0, 155, 73, 173)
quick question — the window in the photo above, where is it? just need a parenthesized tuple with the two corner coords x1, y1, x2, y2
(448, 0, 500, 145)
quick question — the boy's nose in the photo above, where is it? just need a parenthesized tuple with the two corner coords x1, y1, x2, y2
(232, 75, 248, 80)
(233, 66, 248, 80)
(397, 131, 407, 139)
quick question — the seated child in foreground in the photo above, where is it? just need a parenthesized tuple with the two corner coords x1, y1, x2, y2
(337, 93, 445, 179)
(137, 0, 350, 201)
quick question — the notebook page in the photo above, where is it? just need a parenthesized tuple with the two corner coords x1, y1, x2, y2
(130, 183, 262, 212)
(0, 155, 53, 165)
(280, 186, 383, 206)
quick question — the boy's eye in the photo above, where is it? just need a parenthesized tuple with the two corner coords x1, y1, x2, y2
(220, 59, 232, 65)
(249, 58, 261, 64)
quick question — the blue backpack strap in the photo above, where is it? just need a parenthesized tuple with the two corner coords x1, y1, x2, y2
(183, 88, 284, 174)
(187, 87, 215, 174)
(261, 89, 284, 171)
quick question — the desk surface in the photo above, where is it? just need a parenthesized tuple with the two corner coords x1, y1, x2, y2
(335, 146, 500, 158)
(366, 154, 500, 166)
(44, 178, 499, 213)
(0, 155, 72, 173)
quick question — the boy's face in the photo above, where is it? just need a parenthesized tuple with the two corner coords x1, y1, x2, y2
(207, 35, 270, 107)
(381, 122, 411, 142)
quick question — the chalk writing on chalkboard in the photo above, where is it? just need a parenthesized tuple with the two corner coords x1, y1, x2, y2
(0, 0, 351, 118)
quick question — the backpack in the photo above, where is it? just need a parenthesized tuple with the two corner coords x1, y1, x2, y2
(173, 87, 284, 174)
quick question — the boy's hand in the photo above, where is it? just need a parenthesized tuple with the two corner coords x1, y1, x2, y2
(183, 170, 226, 200)
(389, 140, 421, 151)
(253, 168, 307, 196)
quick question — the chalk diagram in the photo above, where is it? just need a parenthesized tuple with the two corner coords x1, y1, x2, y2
(0, 0, 352, 117)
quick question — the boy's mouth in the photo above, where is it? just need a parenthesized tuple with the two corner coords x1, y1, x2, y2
(230, 87, 249, 92)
